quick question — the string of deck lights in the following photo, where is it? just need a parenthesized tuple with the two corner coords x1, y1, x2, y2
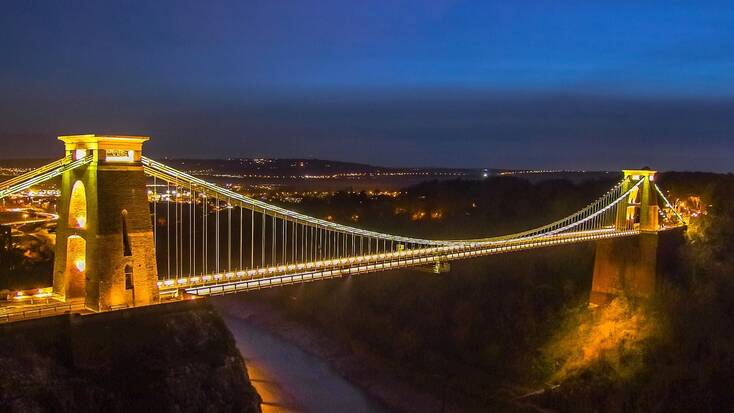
(141, 159, 681, 296)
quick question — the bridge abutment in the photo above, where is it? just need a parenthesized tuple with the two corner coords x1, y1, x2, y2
(52, 135, 158, 311)
(590, 169, 671, 306)
(590, 233, 658, 306)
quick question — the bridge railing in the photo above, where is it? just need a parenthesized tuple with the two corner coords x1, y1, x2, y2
(142, 157, 449, 247)
(0, 300, 87, 323)
(141, 157, 683, 288)
(0, 156, 70, 191)
(176, 228, 640, 296)
(654, 183, 687, 226)
(0, 155, 93, 200)
(464, 178, 634, 244)
(143, 156, 455, 281)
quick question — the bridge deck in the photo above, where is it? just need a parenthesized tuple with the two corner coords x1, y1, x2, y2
(0, 297, 89, 324)
(0, 141, 688, 323)
(159, 228, 641, 297)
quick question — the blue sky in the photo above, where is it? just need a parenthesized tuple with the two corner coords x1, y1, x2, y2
(1, 1, 733, 170)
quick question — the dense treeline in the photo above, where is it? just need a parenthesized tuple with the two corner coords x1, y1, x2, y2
(258, 176, 619, 408)
(259, 173, 734, 412)
(297, 175, 620, 239)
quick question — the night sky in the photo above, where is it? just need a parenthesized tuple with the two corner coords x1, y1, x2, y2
(1, 1, 733, 171)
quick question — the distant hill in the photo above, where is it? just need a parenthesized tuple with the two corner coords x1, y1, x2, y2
(158, 158, 484, 179)
(0, 157, 615, 184)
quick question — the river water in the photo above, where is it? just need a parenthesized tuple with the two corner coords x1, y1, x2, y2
(212, 296, 389, 413)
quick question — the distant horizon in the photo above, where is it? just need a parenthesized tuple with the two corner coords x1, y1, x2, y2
(0, 153, 729, 175)
(3, 2, 734, 172)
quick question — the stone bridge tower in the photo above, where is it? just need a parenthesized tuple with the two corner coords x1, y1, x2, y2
(590, 169, 660, 306)
(53, 135, 158, 311)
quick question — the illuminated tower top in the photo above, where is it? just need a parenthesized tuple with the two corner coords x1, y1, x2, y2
(58, 134, 149, 163)
(617, 169, 659, 232)
(622, 169, 657, 181)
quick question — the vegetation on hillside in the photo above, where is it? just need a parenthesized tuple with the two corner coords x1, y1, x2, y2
(258, 173, 734, 412)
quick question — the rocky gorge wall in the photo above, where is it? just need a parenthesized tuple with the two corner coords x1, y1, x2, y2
(0, 300, 261, 413)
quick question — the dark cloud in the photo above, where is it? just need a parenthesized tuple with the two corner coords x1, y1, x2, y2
(1, 1, 733, 171)
(2, 90, 732, 171)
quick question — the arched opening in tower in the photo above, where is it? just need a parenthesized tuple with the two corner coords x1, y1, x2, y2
(68, 181, 87, 229)
(625, 185, 642, 229)
(64, 235, 86, 299)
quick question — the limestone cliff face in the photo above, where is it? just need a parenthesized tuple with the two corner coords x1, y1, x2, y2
(0, 300, 261, 413)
